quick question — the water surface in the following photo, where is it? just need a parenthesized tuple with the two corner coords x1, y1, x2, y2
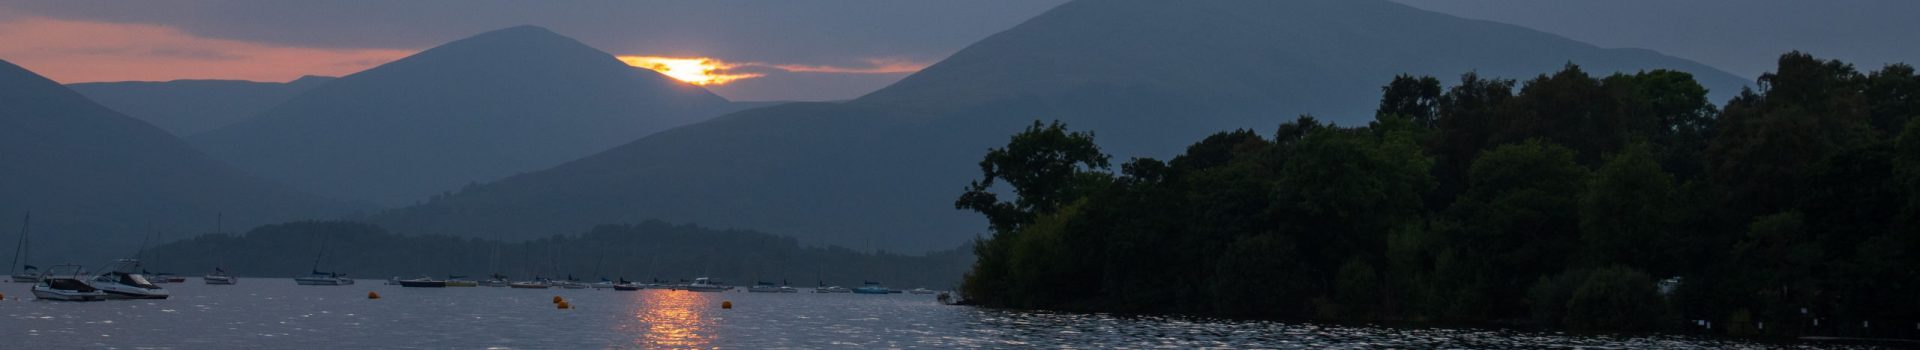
(0, 280, 1867, 348)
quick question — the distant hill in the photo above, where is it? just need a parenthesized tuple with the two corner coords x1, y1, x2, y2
(191, 26, 740, 206)
(374, 0, 1749, 252)
(67, 76, 335, 136)
(144, 220, 973, 289)
(0, 59, 360, 264)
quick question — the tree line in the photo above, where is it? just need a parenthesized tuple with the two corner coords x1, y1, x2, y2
(956, 52, 1920, 337)
(145, 220, 972, 289)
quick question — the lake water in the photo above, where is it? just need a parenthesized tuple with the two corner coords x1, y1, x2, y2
(0, 280, 1870, 348)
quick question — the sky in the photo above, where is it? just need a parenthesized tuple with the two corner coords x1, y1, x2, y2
(0, 0, 1914, 102)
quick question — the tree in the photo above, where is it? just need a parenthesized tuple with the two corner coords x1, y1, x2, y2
(1707, 52, 1875, 217)
(1378, 74, 1443, 127)
(955, 120, 1112, 234)
(1444, 140, 1589, 318)
(1562, 266, 1677, 331)
(1578, 142, 1681, 275)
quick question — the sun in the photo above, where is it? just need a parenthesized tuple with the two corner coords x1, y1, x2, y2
(617, 55, 761, 85)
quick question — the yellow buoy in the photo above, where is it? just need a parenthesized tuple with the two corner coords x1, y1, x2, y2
(368, 291, 380, 299)
(557, 300, 571, 309)
(553, 296, 564, 304)
(721, 301, 732, 309)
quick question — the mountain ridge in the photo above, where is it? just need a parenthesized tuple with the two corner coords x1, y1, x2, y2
(190, 25, 740, 206)
(374, 0, 1746, 251)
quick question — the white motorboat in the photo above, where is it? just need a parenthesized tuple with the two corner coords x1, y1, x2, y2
(589, 278, 617, 289)
(908, 288, 936, 295)
(87, 259, 170, 299)
(32, 265, 106, 301)
(815, 285, 851, 293)
(675, 277, 731, 292)
(748, 281, 799, 293)
(203, 267, 237, 285)
(508, 279, 551, 289)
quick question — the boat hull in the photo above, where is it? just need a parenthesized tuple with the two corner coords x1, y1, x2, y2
(399, 280, 447, 288)
(508, 282, 550, 289)
(12, 274, 40, 283)
(294, 277, 354, 285)
(33, 288, 107, 301)
(204, 276, 237, 285)
(34, 278, 108, 301)
(98, 287, 170, 299)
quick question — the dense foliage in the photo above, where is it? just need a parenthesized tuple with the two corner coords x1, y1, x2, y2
(143, 220, 972, 289)
(958, 52, 1920, 337)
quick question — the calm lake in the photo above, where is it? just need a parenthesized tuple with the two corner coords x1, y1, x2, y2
(0, 280, 1868, 348)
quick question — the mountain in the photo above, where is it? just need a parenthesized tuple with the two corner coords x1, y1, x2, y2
(0, 59, 360, 263)
(67, 76, 335, 136)
(190, 26, 738, 206)
(372, 0, 1749, 252)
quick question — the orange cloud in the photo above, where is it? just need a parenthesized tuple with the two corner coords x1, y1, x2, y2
(0, 17, 415, 83)
(769, 58, 928, 74)
(616, 55, 764, 85)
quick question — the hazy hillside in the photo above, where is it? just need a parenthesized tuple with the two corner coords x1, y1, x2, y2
(191, 26, 739, 206)
(0, 59, 360, 264)
(67, 76, 335, 136)
(144, 220, 973, 289)
(374, 0, 1749, 252)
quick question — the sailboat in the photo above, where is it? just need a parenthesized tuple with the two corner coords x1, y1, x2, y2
(203, 266, 237, 285)
(202, 214, 238, 285)
(10, 213, 39, 282)
(293, 233, 353, 285)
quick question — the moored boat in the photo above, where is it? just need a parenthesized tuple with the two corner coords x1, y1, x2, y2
(203, 267, 237, 285)
(852, 281, 892, 295)
(32, 264, 107, 301)
(509, 280, 551, 289)
(295, 270, 354, 285)
(398, 276, 447, 288)
(88, 259, 170, 299)
(611, 278, 642, 291)
(482, 273, 510, 287)
(295, 232, 350, 285)
(748, 281, 783, 293)
(909, 287, 935, 295)
(675, 277, 730, 292)
(9, 213, 39, 283)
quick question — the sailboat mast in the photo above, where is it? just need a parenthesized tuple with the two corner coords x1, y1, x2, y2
(313, 235, 327, 272)
(10, 212, 26, 275)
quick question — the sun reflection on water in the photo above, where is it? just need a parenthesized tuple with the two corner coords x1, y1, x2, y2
(635, 291, 715, 349)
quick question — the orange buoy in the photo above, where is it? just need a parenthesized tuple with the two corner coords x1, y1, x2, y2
(368, 291, 380, 299)
(557, 300, 571, 309)
(721, 301, 732, 309)
(553, 295, 564, 304)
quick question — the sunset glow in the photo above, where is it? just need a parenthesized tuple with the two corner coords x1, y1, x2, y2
(617, 55, 762, 85)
